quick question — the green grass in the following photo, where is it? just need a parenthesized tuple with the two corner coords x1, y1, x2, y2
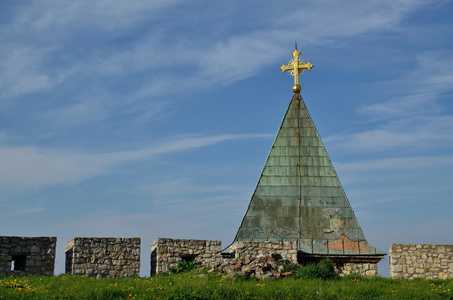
(0, 272, 452, 299)
(169, 259, 201, 274)
(291, 259, 340, 280)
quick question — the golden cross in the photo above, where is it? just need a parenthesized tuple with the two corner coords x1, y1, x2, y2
(280, 47, 313, 93)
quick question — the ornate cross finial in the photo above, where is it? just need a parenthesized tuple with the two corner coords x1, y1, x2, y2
(280, 46, 314, 93)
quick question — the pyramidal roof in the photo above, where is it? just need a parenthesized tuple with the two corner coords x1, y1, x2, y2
(231, 93, 385, 256)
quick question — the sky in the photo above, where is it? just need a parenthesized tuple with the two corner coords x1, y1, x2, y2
(1, 0, 452, 277)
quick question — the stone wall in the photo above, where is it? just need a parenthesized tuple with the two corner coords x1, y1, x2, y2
(0, 236, 56, 277)
(65, 237, 140, 278)
(230, 241, 298, 263)
(150, 238, 380, 277)
(151, 238, 221, 275)
(298, 254, 379, 277)
(339, 261, 378, 277)
(390, 244, 453, 279)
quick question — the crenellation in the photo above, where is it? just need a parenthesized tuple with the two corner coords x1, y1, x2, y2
(65, 237, 140, 279)
(0, 236, 56, 277)
(2, 237, 450, 278)
(150, 238, 222, 275)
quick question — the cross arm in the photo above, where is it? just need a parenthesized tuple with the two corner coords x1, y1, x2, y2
(299, 61, 314, 72)
(280, 63, 293, 73)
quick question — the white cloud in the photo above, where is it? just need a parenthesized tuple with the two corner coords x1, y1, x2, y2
(1, 0, 438, 102)
(139, 177, 251, 213)
(336, 155, 453, 177)
(0, 46, 50, 98)
(0, 1, 183, 100)
(196, 35, 283, 84)
(0, 134, 271, 190)
(354, 196, 401, 208)
(8, 1, 182, 38)
(325, 49, 453, 153)
(418, 51, 453, 89)
(326, 115, 453, 152)
(177, 0, 437, 93)
(1, 208, 47, 218)
(277, 0, 434, 43)
(0, 146, 103, 189)
(358, 50, 453, 119)
(334, 155, 453, 211)
(43, 100, 108, 126)
(142, 178, 249, 197)
(357, 92, 442, 120)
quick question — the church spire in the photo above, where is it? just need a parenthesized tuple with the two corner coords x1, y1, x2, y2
(228, 47, 385, 258)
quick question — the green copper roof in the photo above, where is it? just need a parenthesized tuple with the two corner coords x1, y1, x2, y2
(232, 93, 385, 256)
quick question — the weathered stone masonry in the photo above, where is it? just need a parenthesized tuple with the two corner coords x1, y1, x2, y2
(232, 242, 379, 277)
(231, 240, 378, 276)
(151, 238, 379, 277)
(390, 244, 453, 279)
(65, 237, 140, 278)
(0, 236, 56, 277)
(230, 241, 298, 262)
(337, 260, 378, 277)
(151, 238, 221, 275)
(0, 236, 381, 277)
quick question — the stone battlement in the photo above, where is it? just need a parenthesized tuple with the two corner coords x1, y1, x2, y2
(65, 237, 140, 279)
(151, 238, 221, 275)
(0, 236, 56, 277)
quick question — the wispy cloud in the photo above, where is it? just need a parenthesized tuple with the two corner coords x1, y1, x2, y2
(0, 0, 437, 104)
(1, 207, 47, 218)
(336, 155, 453, 177)
(142, 178, 249, 197)
(0, 134, 271, 190)
(275, 0, 439, 45)
(325, 49, 453, 153)
(139, 177, 251, 213)
(357, 50, 453, 119)
(0, 46, 53, 98)
(335, 155, 453, 214)
(326, 116, 453, 152)
(354, 197, 401, 208)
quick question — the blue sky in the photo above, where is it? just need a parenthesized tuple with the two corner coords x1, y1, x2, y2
(1, 1, 452, 276)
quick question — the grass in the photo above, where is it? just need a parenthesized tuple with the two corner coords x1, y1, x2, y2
(1, 272, 452, 299)
(169, 259, 201, 274)
(291, 259, 340, 280)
